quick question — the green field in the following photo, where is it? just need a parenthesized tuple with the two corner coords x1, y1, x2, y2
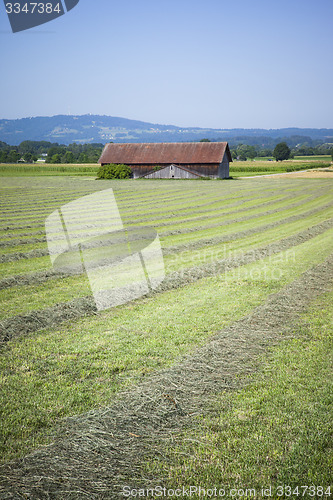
(0, 156, 331, 179)
(0, 175, 332, 497)
(292, 155, 332, 161)
(0, 163, 99, 176)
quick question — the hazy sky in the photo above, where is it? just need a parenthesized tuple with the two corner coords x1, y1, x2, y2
(1, 0, 332, 129)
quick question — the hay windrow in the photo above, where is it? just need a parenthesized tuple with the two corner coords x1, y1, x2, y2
(0, 254, 332, 499)
(1, 218, 332, 345)
(1, 194, 332, 287)
(0, 185, 327, 238)
(0, 236, 46, 249)
(1, 177, 333, 497)
(0, 248, 49, 264)
(0, 269, 66, 291)
(0, 183, 326, 235)
(0, 297, 97, 345)
(162, 203, 333, 253)
(0, 184, 328, 269)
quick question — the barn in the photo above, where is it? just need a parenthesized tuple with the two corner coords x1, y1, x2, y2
(98, 142, 232, 179)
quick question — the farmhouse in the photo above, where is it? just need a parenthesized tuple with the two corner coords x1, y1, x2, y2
(98, 142, 232, 179)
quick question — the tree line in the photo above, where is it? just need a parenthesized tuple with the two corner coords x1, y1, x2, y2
(0, 141, 104, 164)
(0, 139, 332, 164)
(200, 140, 332, 161)
(229, 144, 333, 161)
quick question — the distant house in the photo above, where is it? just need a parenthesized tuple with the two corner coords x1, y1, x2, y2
(36, 153, 47, 163)
(98, 142, 232, 179)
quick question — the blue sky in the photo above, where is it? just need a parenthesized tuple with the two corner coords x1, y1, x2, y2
(1, 0, 332, 129)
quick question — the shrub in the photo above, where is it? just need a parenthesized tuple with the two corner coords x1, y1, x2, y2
(97, 163, 132, 179)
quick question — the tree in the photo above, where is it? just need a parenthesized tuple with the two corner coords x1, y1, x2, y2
(8, 150, 20, 163)
(273, 142, 291, 161)
(244, 145, 257, 160)
(46, 145, 66, 162)
(64, 151, 75, 164)
(257, 148, 273, 158)
(50, 154, 62, 164)
(23, 152, 36, 163)
(238, 152, 248, 161)
(78, 153, 89, 163)
(235, 144, 257, 161)
(0, 151, 8, 163)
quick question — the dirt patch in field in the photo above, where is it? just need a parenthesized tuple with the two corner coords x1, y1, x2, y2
(273, 168, 333, 178)
(1, 253, 332, 498)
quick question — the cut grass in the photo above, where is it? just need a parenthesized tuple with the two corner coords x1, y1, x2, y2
(0, 255, 52, 280)
(148, 289, 333, 492)
(1, 207, 332, 319)
(1, 175, 333, 470)
(1, 228, 333, 463)
(165, 210, 333, 273)
(0, 241, 46, 256)
(1, 180, 327, 277)
(162, 193, 333, 248)
(0, 274, 91, 319)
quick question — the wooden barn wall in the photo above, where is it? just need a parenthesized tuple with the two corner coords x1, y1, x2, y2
(218, 152, 230, 178)
(144, 165, 199, 179)
(132, 163, 220, 178)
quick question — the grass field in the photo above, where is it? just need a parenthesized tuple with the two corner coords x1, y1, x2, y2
(0, 163, 99, 176)
(0, 174, 332, 497)
(0, 156, 331, 179)
(148, 289, 333, 494)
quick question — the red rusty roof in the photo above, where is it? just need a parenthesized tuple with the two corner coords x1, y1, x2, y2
(99, 142, 232, 165)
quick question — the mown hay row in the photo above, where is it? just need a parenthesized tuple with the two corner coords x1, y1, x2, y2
(0, 199, 332, 290)
(0, 191, 305, 249)
(1, 218, 332, 344)
(1, 254, 332, 499)
(1, 187, 330, 264)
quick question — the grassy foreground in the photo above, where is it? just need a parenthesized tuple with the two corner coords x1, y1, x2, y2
(1, 227, 333, 464)
(0, 175, 332, 495)
(147, 290, 333, 495)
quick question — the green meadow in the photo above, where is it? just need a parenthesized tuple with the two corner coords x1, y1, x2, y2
(0, 174, 332, 497)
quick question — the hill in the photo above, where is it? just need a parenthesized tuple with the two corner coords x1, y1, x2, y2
(0, 114, 332, 147)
